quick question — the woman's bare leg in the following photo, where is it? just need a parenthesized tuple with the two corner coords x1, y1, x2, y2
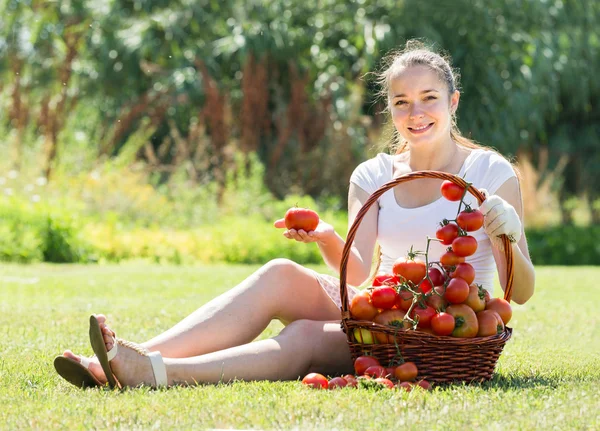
(101, 320, 354, 388)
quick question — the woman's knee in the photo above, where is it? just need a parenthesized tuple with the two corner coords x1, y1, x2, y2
(261, 258, 306, 279)
(279, 319, 321, 341)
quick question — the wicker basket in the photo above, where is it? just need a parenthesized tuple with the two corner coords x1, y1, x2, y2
(339, 171, 515, 384)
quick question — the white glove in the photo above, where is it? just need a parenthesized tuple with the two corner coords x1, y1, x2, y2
(478, 189, 522, 249)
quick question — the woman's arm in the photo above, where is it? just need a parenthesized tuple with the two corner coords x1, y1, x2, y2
(488, 177, 535, 304)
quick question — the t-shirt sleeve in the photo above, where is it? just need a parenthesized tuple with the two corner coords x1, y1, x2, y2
(349, 154, 387, 195)
(482, 151, 517, 195)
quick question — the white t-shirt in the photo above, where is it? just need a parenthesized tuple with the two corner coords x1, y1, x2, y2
(349, 149, 517, 294)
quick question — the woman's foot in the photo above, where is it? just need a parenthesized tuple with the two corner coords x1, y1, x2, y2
(89, 314, 161, 388)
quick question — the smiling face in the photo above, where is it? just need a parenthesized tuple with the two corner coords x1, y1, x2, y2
(389, 65, 460, 148)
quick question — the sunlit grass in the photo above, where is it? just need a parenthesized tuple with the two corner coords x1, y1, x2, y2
(1, 263, 598, 430)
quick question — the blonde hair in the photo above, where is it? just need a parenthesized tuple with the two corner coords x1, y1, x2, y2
(364, 40, 511, 285)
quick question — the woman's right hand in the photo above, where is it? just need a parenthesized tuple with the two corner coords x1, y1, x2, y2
(273, 219, 335, 244)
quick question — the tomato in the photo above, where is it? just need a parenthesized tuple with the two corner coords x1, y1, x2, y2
(372, 274, 400, 287)
(396, 289, 415, 311)
(374, 378, 395, 389)
(450, 262, 475, 285)
(354, 356, 380, 375)
(396, 381, 413, 392)
(464, 284, 486, 312)
(349, 291, 378, 321)
(373, 309, 409, 343)
(428, 267, 446, 287)
(431, 312, 455, 336)
(395, 362, 418, 382)
(436, 223, 459, 245)
(385, 367, 396, 378)
(284, 207, 319, 231)
(411, 304, 436, 329)
(426, 285, 447, 310)
(417, 278, 433, 294)
(440, 180, 465, 201)
(353, 328, 375, 344)
(416, 380, 432, 390)
(445, 278, 470, 304)
(457, 209, 484, 231)
(486, 298, 513, 324)
(371, 286, 398, 310)
(440, 250, 465, 267)
(364, 365, 386, 378)
(302, 373, 328, 389)
(446, 304, 479, 338)
(393, 257, 427, 285)
(342, 374, 358, 387)
(327, 377, 348, 389)
(476, 310, 505, 336)
(452, 235, 478, 257)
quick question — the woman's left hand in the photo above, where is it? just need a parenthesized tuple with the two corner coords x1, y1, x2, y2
(273, 219, 335, 244)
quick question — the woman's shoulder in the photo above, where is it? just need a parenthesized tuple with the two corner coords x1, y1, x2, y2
(349, 153, 394, 193)
(464, 147, 517, 193)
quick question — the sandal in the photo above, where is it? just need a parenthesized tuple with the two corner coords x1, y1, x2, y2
(88, 315, 168, 389)
(53, 355, 103, 389)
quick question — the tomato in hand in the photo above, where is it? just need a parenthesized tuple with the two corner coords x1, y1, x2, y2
(302, 373, 328, 389)
(393, 257, 427, 285)
(457, 209, 484, 231)
(394, 362, 418, 382)
(452, 235, 478, 257)
(436, 223, 459, 245)
(445, 277, 470, 304)
(431, 312, 455, 336)
(450, 262, 475, 285)
(284, 207, 320, 231)
(371, 286, 398, 310)
(446, 304, 479, 338)
(349, 291, 378, 321)
(372, 274, 400, 287)
(440, 180, 465, 201)
(464, 284, 486, 312)
(486, 298, 513, 324)
(354, 356, 380, 375)
(440, 250, 465, 267)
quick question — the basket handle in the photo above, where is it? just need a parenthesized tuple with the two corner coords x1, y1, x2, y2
(339, 170, 515, 319)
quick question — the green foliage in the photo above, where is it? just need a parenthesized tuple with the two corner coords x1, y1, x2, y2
(526, 225, 600, 266)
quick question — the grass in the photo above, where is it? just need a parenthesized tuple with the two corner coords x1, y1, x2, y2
(1, 263, 599, 430)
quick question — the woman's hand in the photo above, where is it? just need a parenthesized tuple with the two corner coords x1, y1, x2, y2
(478, 189, 522, 248)
(273, 219, 335, 244)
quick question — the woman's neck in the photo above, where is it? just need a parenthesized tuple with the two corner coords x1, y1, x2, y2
(402, 138, 459, 172)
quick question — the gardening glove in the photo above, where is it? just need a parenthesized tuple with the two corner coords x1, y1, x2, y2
(478, 189, 522, 250)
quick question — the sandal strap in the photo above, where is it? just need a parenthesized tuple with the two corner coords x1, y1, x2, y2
(107, 340, 118, 361)
(79, 356, 92, 369)
(148, 351, 167, 387)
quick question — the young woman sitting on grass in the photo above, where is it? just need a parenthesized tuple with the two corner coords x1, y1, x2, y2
(55, 40, 535, 389)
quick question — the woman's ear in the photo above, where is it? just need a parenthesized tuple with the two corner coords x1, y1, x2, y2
(450, 90, 460, 114)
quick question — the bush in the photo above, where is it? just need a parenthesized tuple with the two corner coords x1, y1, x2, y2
(525, 225, 600, 266)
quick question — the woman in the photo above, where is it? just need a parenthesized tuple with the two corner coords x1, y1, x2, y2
(54, 40, 535, 389)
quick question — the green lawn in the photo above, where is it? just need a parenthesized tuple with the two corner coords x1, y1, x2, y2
(1, 263, 598, 430)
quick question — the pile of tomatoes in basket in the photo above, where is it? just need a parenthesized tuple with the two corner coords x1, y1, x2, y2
(302, 358, 430, 391)
(350, 180, 512, 340)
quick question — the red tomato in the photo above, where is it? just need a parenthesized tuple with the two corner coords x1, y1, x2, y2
(431, 312, 455, 336)
(373, 309, 409, 343)
(452, 235, 478, 257)
(457, 209, 484, 231)
(327, 377, 348, 389)
(342, 374, 358, 387)
(436, 223, 459, 245)
(364, 365, 386, 378)
(476, 310, 505, 336)
(428, 267, 446, 287)
(302, 373, 328, 389)
(486, 298, 513, 324)
(445, 278, 470, 304)
(450, 262, 475, 285)
(371, 286, 398, 309)
(426, 286, 448, 311)
(397, 381, 413, 392)
(396, 290, 414, 311)
(446, 304, 479, 338)
(372, 274, 400, 287)
(349, 291, 378, 321)
(464, 284, 486, 312)
(416, 380, 432, 390)
(411, 304, 436, 329)
(394, 362, 418, 382)
(354, 356, 380, 375)
(374, 378, 395, 389)
(393, 257, 427, 285)
(440, 250, 465, 267)
(284, 207, 319, 231)
(385, 367, 397, 378)
(417, 278, 433, 294)
(440, 180, 465, 201)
